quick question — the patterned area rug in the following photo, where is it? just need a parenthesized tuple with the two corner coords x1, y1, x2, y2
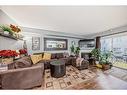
(104, 67, 127, 82)
(44, 66, 97, 90)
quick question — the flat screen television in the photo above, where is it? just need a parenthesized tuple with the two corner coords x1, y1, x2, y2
(79, 39, 95, 49)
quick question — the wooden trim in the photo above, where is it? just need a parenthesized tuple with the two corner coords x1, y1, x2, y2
(96, 36, 101, 49)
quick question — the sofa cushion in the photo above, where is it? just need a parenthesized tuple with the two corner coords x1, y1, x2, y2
(30, 54, 42, 64)
(56, 53, 64, 59)
(14, 56, 32, 68)
(33, 52, 44, 58)
(43, 53, 51, 60)
(63, 52, 69, 58)
(51, 53, 56, 59)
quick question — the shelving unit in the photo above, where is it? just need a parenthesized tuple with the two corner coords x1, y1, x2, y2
(0, 32, 23, 40)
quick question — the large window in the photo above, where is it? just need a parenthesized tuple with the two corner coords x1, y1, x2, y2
(101, 33, 127, 68)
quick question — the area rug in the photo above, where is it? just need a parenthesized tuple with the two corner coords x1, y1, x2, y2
(44, 66, 97, 90)
(104, 67, 127, 82)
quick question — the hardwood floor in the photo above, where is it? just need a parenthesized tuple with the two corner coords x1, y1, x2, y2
(69, 68, 127, 90)
(34, 67, 127, 90)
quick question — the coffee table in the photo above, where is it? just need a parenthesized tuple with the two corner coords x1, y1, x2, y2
(50, 59, 66, 78)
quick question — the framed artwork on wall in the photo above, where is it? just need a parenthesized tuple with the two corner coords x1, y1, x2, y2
(44, 38, 68, 51)
(32, 37, 40, 50)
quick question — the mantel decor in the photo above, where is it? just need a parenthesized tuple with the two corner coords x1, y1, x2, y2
(44, 38, 68, 51)
(0, 24, 23, 40)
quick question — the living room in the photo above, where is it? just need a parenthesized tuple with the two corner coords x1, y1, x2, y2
(1, 5, 127, 91)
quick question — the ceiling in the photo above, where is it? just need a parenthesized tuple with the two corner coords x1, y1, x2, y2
(1, 6, 127, 36)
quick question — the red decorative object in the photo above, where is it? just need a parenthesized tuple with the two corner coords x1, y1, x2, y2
(19, 49, 27, 54)
(0, 50, 19, 58)
(10, 24, 21, 33)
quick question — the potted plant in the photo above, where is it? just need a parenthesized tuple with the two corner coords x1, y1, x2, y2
(99, 51, 113, 70)
(0, 25, 13, 35)
(91, 48, 112, 70)
(0, 50, 19, 64)
(70, 43, 80, 57)
(91, 48, 100, 59)
(75, 46, 80, 57)
(70, 44, 75, 56)
(19, 49, 27, 57)
(91, 48, 101, 64)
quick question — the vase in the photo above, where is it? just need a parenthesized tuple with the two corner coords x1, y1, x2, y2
(4, 31, 9, 35)
(0, 57, 13, 64)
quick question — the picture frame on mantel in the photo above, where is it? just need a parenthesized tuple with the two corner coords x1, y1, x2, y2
(44, 38, 68, 51)
(32, 37, 40, 50)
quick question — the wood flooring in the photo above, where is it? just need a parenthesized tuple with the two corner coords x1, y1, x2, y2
(34, 66, 127, 90)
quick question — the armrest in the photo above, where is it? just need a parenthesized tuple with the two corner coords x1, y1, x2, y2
(0, 65, 44, 89)
(0, 65, 43, 75)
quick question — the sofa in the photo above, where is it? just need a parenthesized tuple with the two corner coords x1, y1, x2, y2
(34, 52, 76, 69)
(0, 52, 89, 89)
(0, 56, 44, 89)
(37, 52, 89, 70)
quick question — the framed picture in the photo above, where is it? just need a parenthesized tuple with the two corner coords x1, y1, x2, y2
(44, 38, 68, 51)
(32, 37, 40, 50)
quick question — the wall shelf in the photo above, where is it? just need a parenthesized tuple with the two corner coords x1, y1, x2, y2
(0, 32, 23, 40)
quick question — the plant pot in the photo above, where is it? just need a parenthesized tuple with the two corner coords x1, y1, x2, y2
(0, 57, 13, 64)
(4, 31, 9, 35)
(102, 64, 110, 70)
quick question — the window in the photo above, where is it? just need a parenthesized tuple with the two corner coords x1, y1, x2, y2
(101, 33, 127, 67)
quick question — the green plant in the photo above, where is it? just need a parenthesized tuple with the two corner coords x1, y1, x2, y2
(91, 48, 112, 65)
(99, 51, 112, 65)
(70, 44, 80, 56)
(70, 44, 75, 54)
(75, 46, 80, 56)
(91, 48, 100, 60)
(0, 25, 13, 34)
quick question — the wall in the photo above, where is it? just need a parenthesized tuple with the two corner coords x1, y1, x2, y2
(0, 9, 24, 50)
(0, 9, 81, 55)
(22, 27, 80, 55)
(0, 9, 17, 25)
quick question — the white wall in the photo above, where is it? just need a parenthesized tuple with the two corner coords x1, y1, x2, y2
(0, 36, 24, 50)
(0, 9, 24, 50)
(0, 9, 17, 25)
(0, 9, 81, 55)
(22, 28, 80, 55)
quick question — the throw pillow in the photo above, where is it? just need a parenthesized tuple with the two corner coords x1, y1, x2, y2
(43, 53, 51, 60)
(30, 55, 42, 64)
(14, 56, 32, 68)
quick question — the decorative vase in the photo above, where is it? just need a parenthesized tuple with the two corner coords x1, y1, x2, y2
(4, 31, 9, 35)
(0, 57, 13, 64)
